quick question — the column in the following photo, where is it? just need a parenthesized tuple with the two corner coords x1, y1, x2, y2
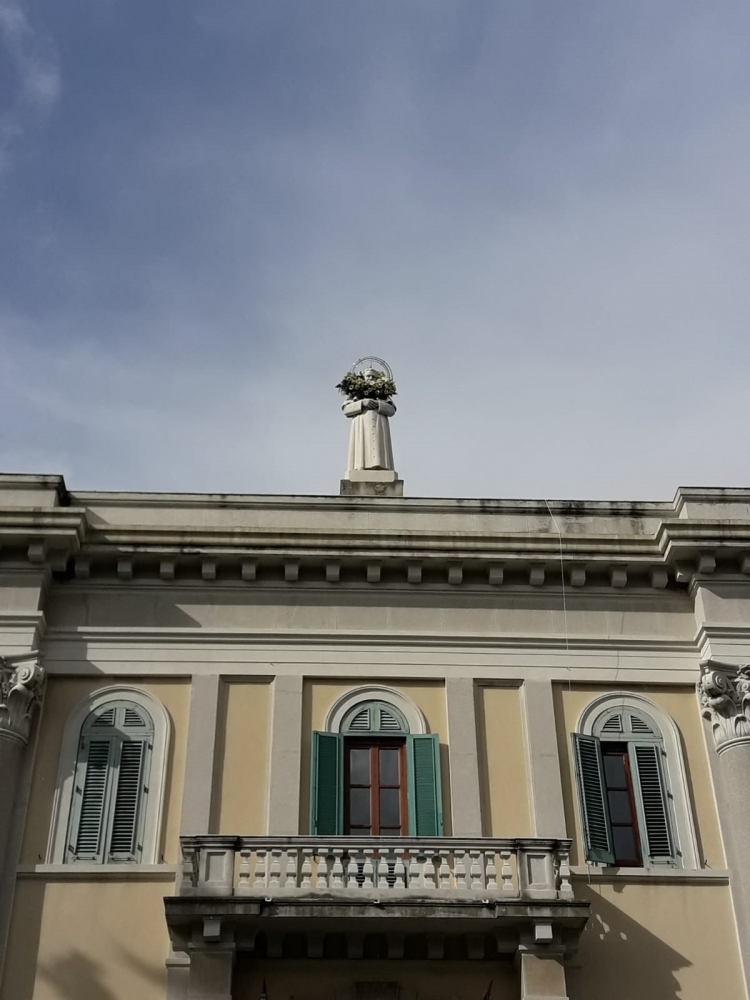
(519, 950, 569, 1000)
(0, 655, 45, 980)
(445, 677, 483, 836)
(698, 661, 750, 989)
(267, 675, 303, 834)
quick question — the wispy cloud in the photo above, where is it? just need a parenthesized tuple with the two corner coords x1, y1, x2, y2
(0, 0, 60, 171)
(0, 1, 748, 498)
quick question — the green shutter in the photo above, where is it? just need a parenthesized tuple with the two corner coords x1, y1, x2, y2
(310, 732, 343, 835)
(68, 737, 114, 862)
(407, 734, 443, 836)
(108, 739, 149, 862)
(572, 733, 615, 865)
(630, 743, 675, 865)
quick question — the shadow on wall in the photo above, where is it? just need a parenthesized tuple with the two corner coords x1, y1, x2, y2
(567, 888, 688, 1000)
(36, 945, 164, 1000)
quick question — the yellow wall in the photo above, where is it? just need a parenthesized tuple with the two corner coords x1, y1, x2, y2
(553, 684, 724, 868)
(213, 680, 271, 834)
(300, 680, 451, 834)
(569, 881, 744, 1000)
(1, 878, 171, 1000)
(477, 684, 532, 836)
(22, 677, 190, 864)
(234, 959, 516, 1000)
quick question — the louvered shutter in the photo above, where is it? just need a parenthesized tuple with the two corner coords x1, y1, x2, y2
(406, 734, 443, 836)
(310, 732, 343, 835)
(571, 733, 615, 865)
(69, 738, 114, 862)
(108, 740, 148, 861)
(630, 743, 675, 865)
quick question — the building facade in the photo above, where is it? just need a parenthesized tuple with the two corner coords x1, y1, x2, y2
(1, 470, 750, 999)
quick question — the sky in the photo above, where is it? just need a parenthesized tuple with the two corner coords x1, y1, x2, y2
(1, 0, 749, 500)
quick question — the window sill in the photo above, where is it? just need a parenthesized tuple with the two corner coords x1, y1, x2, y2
(570, 865, 729, 884)
(16, 863, 180, 881)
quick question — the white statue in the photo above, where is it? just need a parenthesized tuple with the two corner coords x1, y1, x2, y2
(342, 368, 396, 472)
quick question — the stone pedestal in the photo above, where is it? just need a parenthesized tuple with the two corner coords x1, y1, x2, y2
(340, 470, 404, 497)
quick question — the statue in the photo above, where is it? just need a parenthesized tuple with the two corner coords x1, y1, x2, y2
(337, 359, 397, 475)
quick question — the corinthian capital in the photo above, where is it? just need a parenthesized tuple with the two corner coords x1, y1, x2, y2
(0, 656, 45, 745)
(698, 659, 750, 749)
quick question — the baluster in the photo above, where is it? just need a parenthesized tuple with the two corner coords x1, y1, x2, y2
(253, 849, 267, 888)
(500, 849, 515, 895)
(470, 850, 483, 890)
(237, 846, 252, 895)
(393, 851, 406, 889)
(269, 849, 282, 888)
(300, 849, 313, 889)
(362, 849, 375, 889)
(346, 850, 360, 888)
(455, 850, 468, 890)
(181, 847, 197, 892)
(314, 850, 329, 890)
(409, 850, 424, 889)
(438, 850, 451, 890)
(331, 850, 345, 888)
(284, 848, 298, 889)
(484, 850, 498, 891)
(423, 852, 437, 889)
(557, 849, 574, 899)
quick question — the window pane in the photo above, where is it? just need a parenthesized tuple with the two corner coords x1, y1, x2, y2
(607, 790, 634, 824)
(351, 826, 371, 834)
(350, 748, 371, 785)
(380, 828, 402, 837)
(379, 748, 400, 785)
(603, 753, 627, 788)
(380, 788, 400, 828)
(612, 826, 638, 863)
(350, 788, 371, 826)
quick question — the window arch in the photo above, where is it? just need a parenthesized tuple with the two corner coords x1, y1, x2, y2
(311, 687, 441, 838)
(572, 693, 698, 869)
(47, 686, 171, 865)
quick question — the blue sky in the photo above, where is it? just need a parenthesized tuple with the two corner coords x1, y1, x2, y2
(1, 0, 749, 498)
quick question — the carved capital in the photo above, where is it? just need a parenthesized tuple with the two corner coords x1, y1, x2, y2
(0, 657, 45, 745)
(698, 661, 750, 749)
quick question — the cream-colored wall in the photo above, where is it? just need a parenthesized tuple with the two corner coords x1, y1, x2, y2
(553, 684, 724, 868)
(1, 879, 171, 1000)
(234, 959, 516, 1000)
(213, 680, 271, 834)
(569, 882, 744, 1000)
(21, 676, 190, 864)
(300, 679, 451, 834)
(477, 685, 532, 837)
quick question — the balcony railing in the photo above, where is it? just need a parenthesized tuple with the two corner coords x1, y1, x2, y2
(178, 836, 574, 902)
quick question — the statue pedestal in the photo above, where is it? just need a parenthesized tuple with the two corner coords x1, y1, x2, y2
(340, 470, 403, 497)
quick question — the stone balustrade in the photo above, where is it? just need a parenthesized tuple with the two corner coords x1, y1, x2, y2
(178, 836, 574, 902)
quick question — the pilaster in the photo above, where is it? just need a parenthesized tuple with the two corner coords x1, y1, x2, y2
(445, 677, 483, 837)
(267, 674, 303, 835)
(180, 675, 223, 836)
(522, 680, 567, 838)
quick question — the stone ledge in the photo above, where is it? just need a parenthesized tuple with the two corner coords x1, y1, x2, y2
(17, 863, 180, 880)
(569, 866, 729, 884)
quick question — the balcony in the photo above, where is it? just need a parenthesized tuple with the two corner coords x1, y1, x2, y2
(166, 835, 589, 963)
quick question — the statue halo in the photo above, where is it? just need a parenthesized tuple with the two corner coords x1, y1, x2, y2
(350, 356, 393, 379)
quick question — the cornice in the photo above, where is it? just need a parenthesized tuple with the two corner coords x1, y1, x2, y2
(41, 624, 697, 654)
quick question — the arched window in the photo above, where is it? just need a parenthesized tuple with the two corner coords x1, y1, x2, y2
(311, 687, 442, 838)
(47, 687, 170, 865)
(572, 693, 698, 869)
